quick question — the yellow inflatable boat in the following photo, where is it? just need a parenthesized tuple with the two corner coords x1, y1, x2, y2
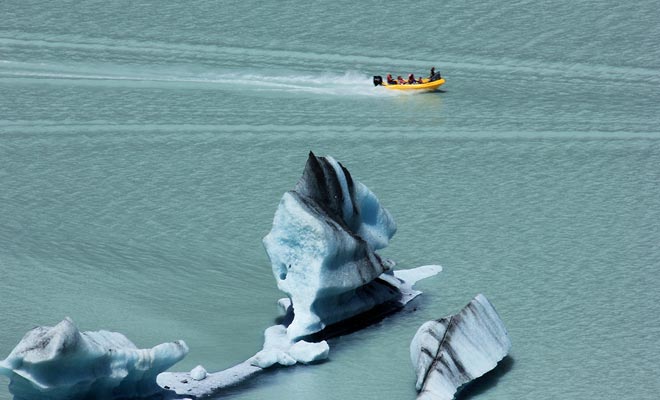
(373, 74, 445, 92)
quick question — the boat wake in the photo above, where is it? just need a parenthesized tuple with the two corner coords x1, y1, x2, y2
(0, 61, 396, 97)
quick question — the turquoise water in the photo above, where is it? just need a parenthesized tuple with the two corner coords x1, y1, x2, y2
(1, 1, 659, 399)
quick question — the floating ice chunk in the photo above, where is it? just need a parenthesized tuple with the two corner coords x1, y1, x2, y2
(249, 324, 329, 368)
(410, 294, 511, 400)
(393, 265, 443, 305)
(158, 361, 262, 398)
(0, 317, 188, 400)
(190, 365, 207, 381)
(263, 152, 398, 339)
(250, 348, 296, 368)
(288, 340, 330, 364)
(249, 325, 296, 368)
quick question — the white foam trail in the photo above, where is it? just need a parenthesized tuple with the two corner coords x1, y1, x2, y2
(0, 61, 400, 97)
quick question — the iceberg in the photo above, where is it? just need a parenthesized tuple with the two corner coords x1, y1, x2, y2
(263, 151, 399, 340)
(410, 294, 511, 400)
(1, 152, 444, 400)
(159, 153, 442, 397)
(0, 317, 188, 400)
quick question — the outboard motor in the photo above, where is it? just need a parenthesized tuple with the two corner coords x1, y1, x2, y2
(373, 75, 383, 86)
(429, 72, 442, 82)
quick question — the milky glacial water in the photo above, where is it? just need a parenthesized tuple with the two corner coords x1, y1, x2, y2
(1, 1, 659, 399)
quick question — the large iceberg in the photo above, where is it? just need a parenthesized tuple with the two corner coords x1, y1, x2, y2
(157, 153, 442, 397)
(410, 294, 511, 400)
(0, 317, 188, 400)
(2, 153, 445, 400)
(263, 152, 399, 339)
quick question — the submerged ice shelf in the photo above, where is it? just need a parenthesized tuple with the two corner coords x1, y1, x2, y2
(157, 265, 441, 397)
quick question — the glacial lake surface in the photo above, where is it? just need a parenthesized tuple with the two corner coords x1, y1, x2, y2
(1, 1, 659, 399)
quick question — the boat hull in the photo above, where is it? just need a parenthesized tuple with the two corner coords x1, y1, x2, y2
(383, 78, 445, 92)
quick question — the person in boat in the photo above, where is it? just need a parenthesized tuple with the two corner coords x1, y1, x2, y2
(429, 66, 442, 82)
(386, 74, 397, 84)
(417, 76, 424, 84)
(408, 74, 416, 84)
(397, 75, 406, 85)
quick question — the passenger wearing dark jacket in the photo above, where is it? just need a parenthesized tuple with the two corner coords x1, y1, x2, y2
(407, 74, 416, 84)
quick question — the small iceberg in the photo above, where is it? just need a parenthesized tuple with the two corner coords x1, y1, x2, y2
(0, 317, 188, 400)
(410, 294, 511, 400)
